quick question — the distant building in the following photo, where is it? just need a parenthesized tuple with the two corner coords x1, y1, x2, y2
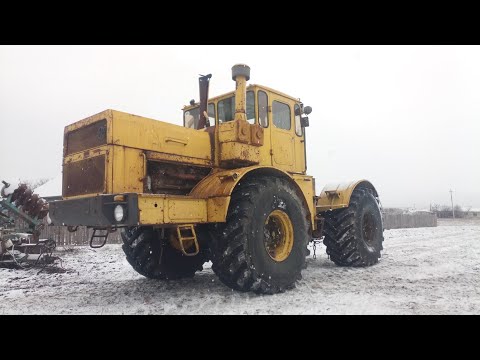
(406, 209, 433, 214)
(464, 208, 480, 218)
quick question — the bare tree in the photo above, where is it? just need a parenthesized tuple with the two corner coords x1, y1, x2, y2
(19, 177, 51, 190)
(454, 205, 465, 218)
(431, 204, 465, 218)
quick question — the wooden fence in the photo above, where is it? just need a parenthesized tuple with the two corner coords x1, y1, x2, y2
(12, 217, 122, 246)
(40, 224, 122, 246)
(382, 212, 437, 230)
(17, 211, 436, 246)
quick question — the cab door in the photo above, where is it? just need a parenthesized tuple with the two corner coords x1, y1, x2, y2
(270, 95, 295, 171)
(293, 103, 306, 173)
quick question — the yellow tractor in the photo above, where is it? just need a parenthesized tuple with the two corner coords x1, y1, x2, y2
(50, 64, 384, 294)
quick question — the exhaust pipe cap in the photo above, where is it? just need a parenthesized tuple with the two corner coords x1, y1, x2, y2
(232, 64, 250, 81)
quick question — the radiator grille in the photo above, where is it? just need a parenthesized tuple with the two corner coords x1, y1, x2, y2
(63, 155, 106, 197)
(66, 119, 107, 155)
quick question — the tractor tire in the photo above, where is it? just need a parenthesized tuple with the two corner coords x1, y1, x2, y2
(323, 187, 384, 266)
(121, 226, 208, 280)
(210, 177, 310, 294)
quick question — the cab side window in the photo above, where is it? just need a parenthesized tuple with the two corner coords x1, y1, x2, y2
(294, 104, 302, 136)
(218, 91, 256, 124)
(258, 91, 268, 128)
(208, 103, 215, 126)
(184, 107, 200, 129)
(218, 96, 235, 123)
(246, 91, 255, 124)
(272, 101, 291, 130)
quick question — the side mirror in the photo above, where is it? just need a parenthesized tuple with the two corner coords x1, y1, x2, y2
(300, 117, 309, 128)
(304, 106, 312, 115)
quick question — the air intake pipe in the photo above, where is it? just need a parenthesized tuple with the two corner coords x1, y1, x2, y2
(232, 64, 250, 122)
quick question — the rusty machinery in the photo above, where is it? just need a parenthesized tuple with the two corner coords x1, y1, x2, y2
(0, 181, 56, 269)
(49, 64, 385, 294)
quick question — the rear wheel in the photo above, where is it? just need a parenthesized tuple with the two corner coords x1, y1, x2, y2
(210, 177, 310, 294)
(323, 187, 384, 266)
(121, 226, 208, 280)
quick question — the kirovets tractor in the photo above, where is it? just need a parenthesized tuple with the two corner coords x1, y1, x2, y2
(49, 64, 384, 294)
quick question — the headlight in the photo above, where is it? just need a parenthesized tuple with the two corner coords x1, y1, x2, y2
(114, 205, 125, 222)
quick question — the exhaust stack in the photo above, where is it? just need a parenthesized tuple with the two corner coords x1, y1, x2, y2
(198, 73, 212, 129)
(232, 64, 250, 122)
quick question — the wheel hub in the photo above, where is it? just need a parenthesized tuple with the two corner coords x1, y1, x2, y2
(263, 210, 294, 262)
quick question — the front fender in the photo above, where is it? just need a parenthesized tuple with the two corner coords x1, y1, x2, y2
(190, 166, 314, 225)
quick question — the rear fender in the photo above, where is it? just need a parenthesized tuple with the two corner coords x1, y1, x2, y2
(316, 180, 379, 212)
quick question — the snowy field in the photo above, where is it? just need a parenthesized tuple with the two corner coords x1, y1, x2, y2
(1, 218, 479, 315)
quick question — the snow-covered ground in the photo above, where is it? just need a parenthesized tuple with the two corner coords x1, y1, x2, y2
(1, 218, 479, 314)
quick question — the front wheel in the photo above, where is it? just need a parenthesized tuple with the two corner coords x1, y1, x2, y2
(323, 187, 384, 266)
(121, 226, 208, 280)
(210, 177, 310, 294)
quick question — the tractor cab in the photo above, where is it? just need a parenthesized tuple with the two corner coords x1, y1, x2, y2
(183, 82, 312, 174)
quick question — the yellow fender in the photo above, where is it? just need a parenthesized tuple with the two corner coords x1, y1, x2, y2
(190, 166, 313, 224)
(316, 180, 379, 212)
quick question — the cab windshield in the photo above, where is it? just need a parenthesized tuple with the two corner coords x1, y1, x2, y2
(184, 91, 255, 129)
(184, 107, 201, 129)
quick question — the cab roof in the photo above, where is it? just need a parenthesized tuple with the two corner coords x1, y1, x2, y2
(182, 84, 301, 111)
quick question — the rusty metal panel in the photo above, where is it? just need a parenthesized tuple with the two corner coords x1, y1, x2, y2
(218, 120, 235, 140)
(137, 194, 208, 225)
(219, 142, 260, 168)
(111, 146, 144, 194)
(147, 161, 211, 195)
(145, 151, 212, 167)
(63, 155, 105, 197)
(138, 195, 165, 224)
(66, 119, 107, 155)
(191, 166, 263, 199)
(250, 124, 264, 146)
(166, 198, 207, 223)
(207, 197, 229, 222)
(236, 120, 251, 143)
(217, 121, 247, 143)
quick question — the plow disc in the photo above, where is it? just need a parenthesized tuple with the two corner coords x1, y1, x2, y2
(1, 181, 60, 271)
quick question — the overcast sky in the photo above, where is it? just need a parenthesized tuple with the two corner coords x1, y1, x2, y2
(1, 45, 479, 209)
